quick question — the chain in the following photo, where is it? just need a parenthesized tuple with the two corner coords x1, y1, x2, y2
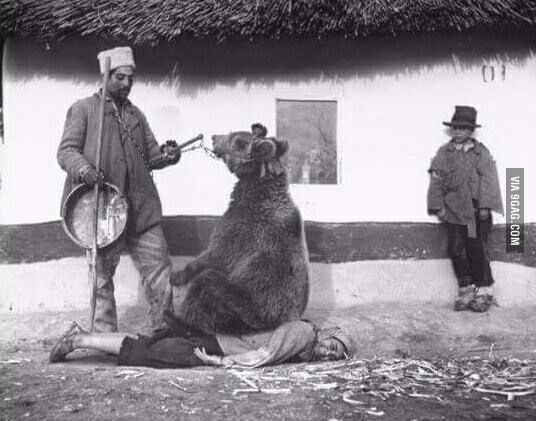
(112, 104, 217, 166)
(181, 139, 218, 160)
(111, 104, 153, 174)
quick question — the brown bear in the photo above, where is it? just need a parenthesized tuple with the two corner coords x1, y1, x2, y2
(166, 131, 310, 335)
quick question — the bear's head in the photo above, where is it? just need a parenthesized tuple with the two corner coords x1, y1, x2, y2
(212, 131, 289, 178)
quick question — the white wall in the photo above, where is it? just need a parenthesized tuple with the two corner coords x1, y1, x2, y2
(1, 38, 535, 224)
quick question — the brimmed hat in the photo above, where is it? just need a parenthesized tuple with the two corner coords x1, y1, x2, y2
(97, 46, 135, 74)
(443, 105, 481, 128)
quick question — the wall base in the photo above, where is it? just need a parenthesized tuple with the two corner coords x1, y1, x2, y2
(1, 257, 534, 314)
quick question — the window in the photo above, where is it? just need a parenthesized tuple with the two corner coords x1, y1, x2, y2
(276, 99, 337, 184)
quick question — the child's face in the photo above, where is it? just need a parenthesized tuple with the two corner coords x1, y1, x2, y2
(312, 338, 347, 361)
(450, 126, 473, 143)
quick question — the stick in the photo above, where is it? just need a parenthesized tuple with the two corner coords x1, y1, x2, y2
(474, 387, 535, 401)
(169, 380, 186, 391)
(177, 133, 203, 150)
(232, 372, 259, 390)
(232, 388, 259, 395)
(89, 56, 111, 332)
(147, 134, 204, 169)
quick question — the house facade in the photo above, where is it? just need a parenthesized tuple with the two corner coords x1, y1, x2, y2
(1, 11, 535, 313)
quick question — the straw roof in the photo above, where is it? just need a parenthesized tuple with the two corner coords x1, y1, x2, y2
(1, 0, 535, 44)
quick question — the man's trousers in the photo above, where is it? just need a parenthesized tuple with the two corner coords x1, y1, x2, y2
(87, 223, 172, 332)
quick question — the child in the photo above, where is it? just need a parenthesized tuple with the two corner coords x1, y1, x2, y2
(427, 106, 503, 312)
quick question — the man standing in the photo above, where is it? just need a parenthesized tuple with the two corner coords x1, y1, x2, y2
(58, 47, 180, 332)
(427, 106, 503, 312)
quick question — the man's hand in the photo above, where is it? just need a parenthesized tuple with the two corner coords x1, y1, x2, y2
(479, 208, 490, 220)
(193, 347, 224, 366)
(167, 148, 181, 165)
(160, 140, 181, 166)
(78, 165, 104, 187)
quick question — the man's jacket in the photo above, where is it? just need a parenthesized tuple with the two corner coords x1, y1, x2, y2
(58, 93, 163, 233)
(427, 139, 503, 236)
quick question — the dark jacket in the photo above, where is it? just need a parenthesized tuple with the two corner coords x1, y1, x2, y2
(427, 139, 503, 236)
(58, 93, 163, 233)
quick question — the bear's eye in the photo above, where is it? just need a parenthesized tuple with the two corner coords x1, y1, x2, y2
(234, 138, 248, 151)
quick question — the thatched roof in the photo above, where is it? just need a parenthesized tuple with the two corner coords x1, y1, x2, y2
(1, 0, 535, 44)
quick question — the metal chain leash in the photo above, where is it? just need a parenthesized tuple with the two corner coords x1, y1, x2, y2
(111, 104, 153, 174)
(112, 102, 218, 165)
(181, 140, 218, 159)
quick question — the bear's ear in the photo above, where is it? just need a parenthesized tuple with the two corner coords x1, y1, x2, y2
(273, 137, 289, 158)
(252, 139, 276, 162)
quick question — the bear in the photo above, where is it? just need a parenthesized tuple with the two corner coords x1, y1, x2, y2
(166, 131, 310, 335)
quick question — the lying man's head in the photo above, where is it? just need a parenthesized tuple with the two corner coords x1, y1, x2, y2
(311, 326, 354, 361)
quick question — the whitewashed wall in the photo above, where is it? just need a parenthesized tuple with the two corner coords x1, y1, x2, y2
(1, 37, 535, 224)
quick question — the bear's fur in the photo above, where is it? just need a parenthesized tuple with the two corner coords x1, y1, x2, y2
(167, 131, 310, 335)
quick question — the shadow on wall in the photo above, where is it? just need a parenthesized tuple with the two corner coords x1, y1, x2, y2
(4, 30, 535, 98)
(306, 263, 337, 316)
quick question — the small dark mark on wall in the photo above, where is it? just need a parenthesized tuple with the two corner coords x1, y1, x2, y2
(482, 64, 506, 82)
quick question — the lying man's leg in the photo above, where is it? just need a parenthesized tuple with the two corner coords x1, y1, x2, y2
(49, 321, 223, 368)
(49, 322, 134, 362)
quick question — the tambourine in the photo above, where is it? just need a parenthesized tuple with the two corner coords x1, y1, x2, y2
(61, 182, 129, 249)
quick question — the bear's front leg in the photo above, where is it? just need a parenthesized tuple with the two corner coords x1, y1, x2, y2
(170, 253, 213, 287)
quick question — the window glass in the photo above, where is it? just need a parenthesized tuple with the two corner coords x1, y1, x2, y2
(276, 99, 337, 184)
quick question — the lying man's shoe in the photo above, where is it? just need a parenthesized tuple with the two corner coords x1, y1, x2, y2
(49, 321, 86, 363)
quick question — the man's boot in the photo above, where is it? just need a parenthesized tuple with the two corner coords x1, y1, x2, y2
(454, 284, 476, 311)
(469, 287, 498, 312)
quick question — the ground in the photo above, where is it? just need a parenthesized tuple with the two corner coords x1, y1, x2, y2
(2, 303, 536, 420)
(2, 345, 536, 420)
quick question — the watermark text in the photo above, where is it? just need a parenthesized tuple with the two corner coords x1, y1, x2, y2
(506, 168, 524, 253)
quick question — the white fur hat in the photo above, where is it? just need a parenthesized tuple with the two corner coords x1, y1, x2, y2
(97, 46, 135, 74)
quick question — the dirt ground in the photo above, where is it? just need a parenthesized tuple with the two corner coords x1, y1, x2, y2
(2, 341, 536, 421)
(3, 303, 536, 420)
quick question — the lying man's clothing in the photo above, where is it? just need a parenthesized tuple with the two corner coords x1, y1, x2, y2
(118, 327, 224, 368)
(216, 320, 316, 367)
(117, 320, 317, 368)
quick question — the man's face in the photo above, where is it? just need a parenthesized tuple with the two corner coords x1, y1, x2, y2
(312, 338, 347, 361)
(450, 126, 473, 143)
(107, 66, 134, 102)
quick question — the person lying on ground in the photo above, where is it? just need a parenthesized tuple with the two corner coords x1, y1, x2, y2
(49, 319, 354, 368)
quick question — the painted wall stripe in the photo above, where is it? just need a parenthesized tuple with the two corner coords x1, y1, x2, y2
(0, 217, 534, 266)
